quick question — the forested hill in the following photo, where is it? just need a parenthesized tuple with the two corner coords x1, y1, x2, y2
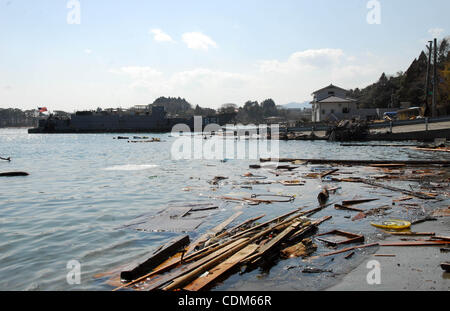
(348, 37, 450, 115)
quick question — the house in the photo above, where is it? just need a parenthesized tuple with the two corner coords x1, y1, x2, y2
(310, 84, 357, 122)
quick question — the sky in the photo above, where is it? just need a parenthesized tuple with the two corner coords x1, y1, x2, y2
(0, 0, 449, 112)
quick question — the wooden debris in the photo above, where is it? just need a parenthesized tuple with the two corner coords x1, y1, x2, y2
(374, 254, 396, 257)
(431, 207, 450, 217)
(320, 169, 339, 179)
(320, 243, 379, 257)
(183, 244, 259, 291)
(341, 198, 379, 205)
(358, 179, 436, 200)
(0, 172, 29, 177)
(430, 236, 450, 242)
(393, 196, 414, 202)
(120, 235, 190, 282)
(352, 206, 391, 221)
(280, 180, 305, 186)
(344, 252, 355, 259)
(334, 204, 364, 212)
(260, 158, 450, 166)
(185, 211, 243, 255)
(0, 156, 11, 161)
(280, 238, 317, 259)
(316, 230, 364, 246)
(382, 231, 435, 237)
(379, 240, 450, 246)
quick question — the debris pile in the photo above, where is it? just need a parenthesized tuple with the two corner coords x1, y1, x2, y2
(326, 120, 370, 142)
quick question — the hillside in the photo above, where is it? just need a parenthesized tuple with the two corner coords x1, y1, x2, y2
(348, 37, 450, 116)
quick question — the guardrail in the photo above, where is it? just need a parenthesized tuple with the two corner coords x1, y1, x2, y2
(287, 115, 450, 133)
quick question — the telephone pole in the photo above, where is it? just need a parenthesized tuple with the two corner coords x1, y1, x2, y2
(424, 41, 432, 116)
(432, 38, 438, 118)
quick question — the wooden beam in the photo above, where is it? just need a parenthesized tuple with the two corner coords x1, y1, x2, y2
(163, 238, 250, 291)
(120, 235, 190, 282)
(260, 158, 450, 166)
(183, 244, 259, 291)
(185, 211, 243, 255)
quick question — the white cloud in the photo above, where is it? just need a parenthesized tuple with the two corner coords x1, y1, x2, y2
(182, 32, 217, 51)
(150, 29, 175, 43)
(428, 28, 444, 38)
(259, 48, 345, 73)
(84, 49, 92, 55)
(108, 48, 390, 109)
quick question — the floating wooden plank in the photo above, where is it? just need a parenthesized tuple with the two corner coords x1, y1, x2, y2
(369, 164, 406, 168)
(341, 198, 379, 205)
(358, 179, 436, 200)
(320, 169, 339, 179)
(431, 236, 450, 241)
(316, 230, 364, 246)
(374, 254, 396, 257)
(382, 231, 435, 236)
(320, 243, 379, 257)
(0, 172, 29, 177)
(214, 214, 265, 240)
(163, 238, 250, 291)
(185, 211, 243, 255)
(183, 244, 259, 291)
(260, 158, 450, 166)
(334, 204, 364, 212)
(143, 238, 248, 291)
(120, 235, 190, 282)
(244, 221, 303, 264)
(379, 241, 450, 246)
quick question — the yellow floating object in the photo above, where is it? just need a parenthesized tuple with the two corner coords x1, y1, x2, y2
(371, 219, 411, 230)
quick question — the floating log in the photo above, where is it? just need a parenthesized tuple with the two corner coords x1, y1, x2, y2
(334, 204, 364, 212)
(383, 231, 435, 236)
(320, 169, 339, 179)
(0, 172, 29, 177)
(341, 198, 379, 205)
(340, 144, 418, 147)
(120, 235, 190, 282)
(379, 240, 450, 246)
(260, 158, 450, 166)
(358, 179, 436, 200)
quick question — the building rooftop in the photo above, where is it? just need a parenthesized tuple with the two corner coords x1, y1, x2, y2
(311, 84, 349, 95)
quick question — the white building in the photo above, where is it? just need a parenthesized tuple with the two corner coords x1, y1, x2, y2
(310, 84, 357, 122)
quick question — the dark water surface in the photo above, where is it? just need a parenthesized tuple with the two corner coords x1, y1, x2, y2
(0, 128, 448, 290)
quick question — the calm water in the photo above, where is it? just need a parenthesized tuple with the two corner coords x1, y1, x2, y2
(0, 128, 448, 291)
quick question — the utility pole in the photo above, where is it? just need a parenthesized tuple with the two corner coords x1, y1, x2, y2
(424, 41, 433, 116)
(432, 38, 438, 118)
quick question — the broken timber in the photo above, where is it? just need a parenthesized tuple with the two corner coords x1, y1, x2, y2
(120, 235, 190, 282)
(358, 179, 436, 200)
(260, 158, 450, 166)
(183, 244, 259, 291)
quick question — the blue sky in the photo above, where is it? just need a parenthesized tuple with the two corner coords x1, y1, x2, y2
(0, 0, 449, 111)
